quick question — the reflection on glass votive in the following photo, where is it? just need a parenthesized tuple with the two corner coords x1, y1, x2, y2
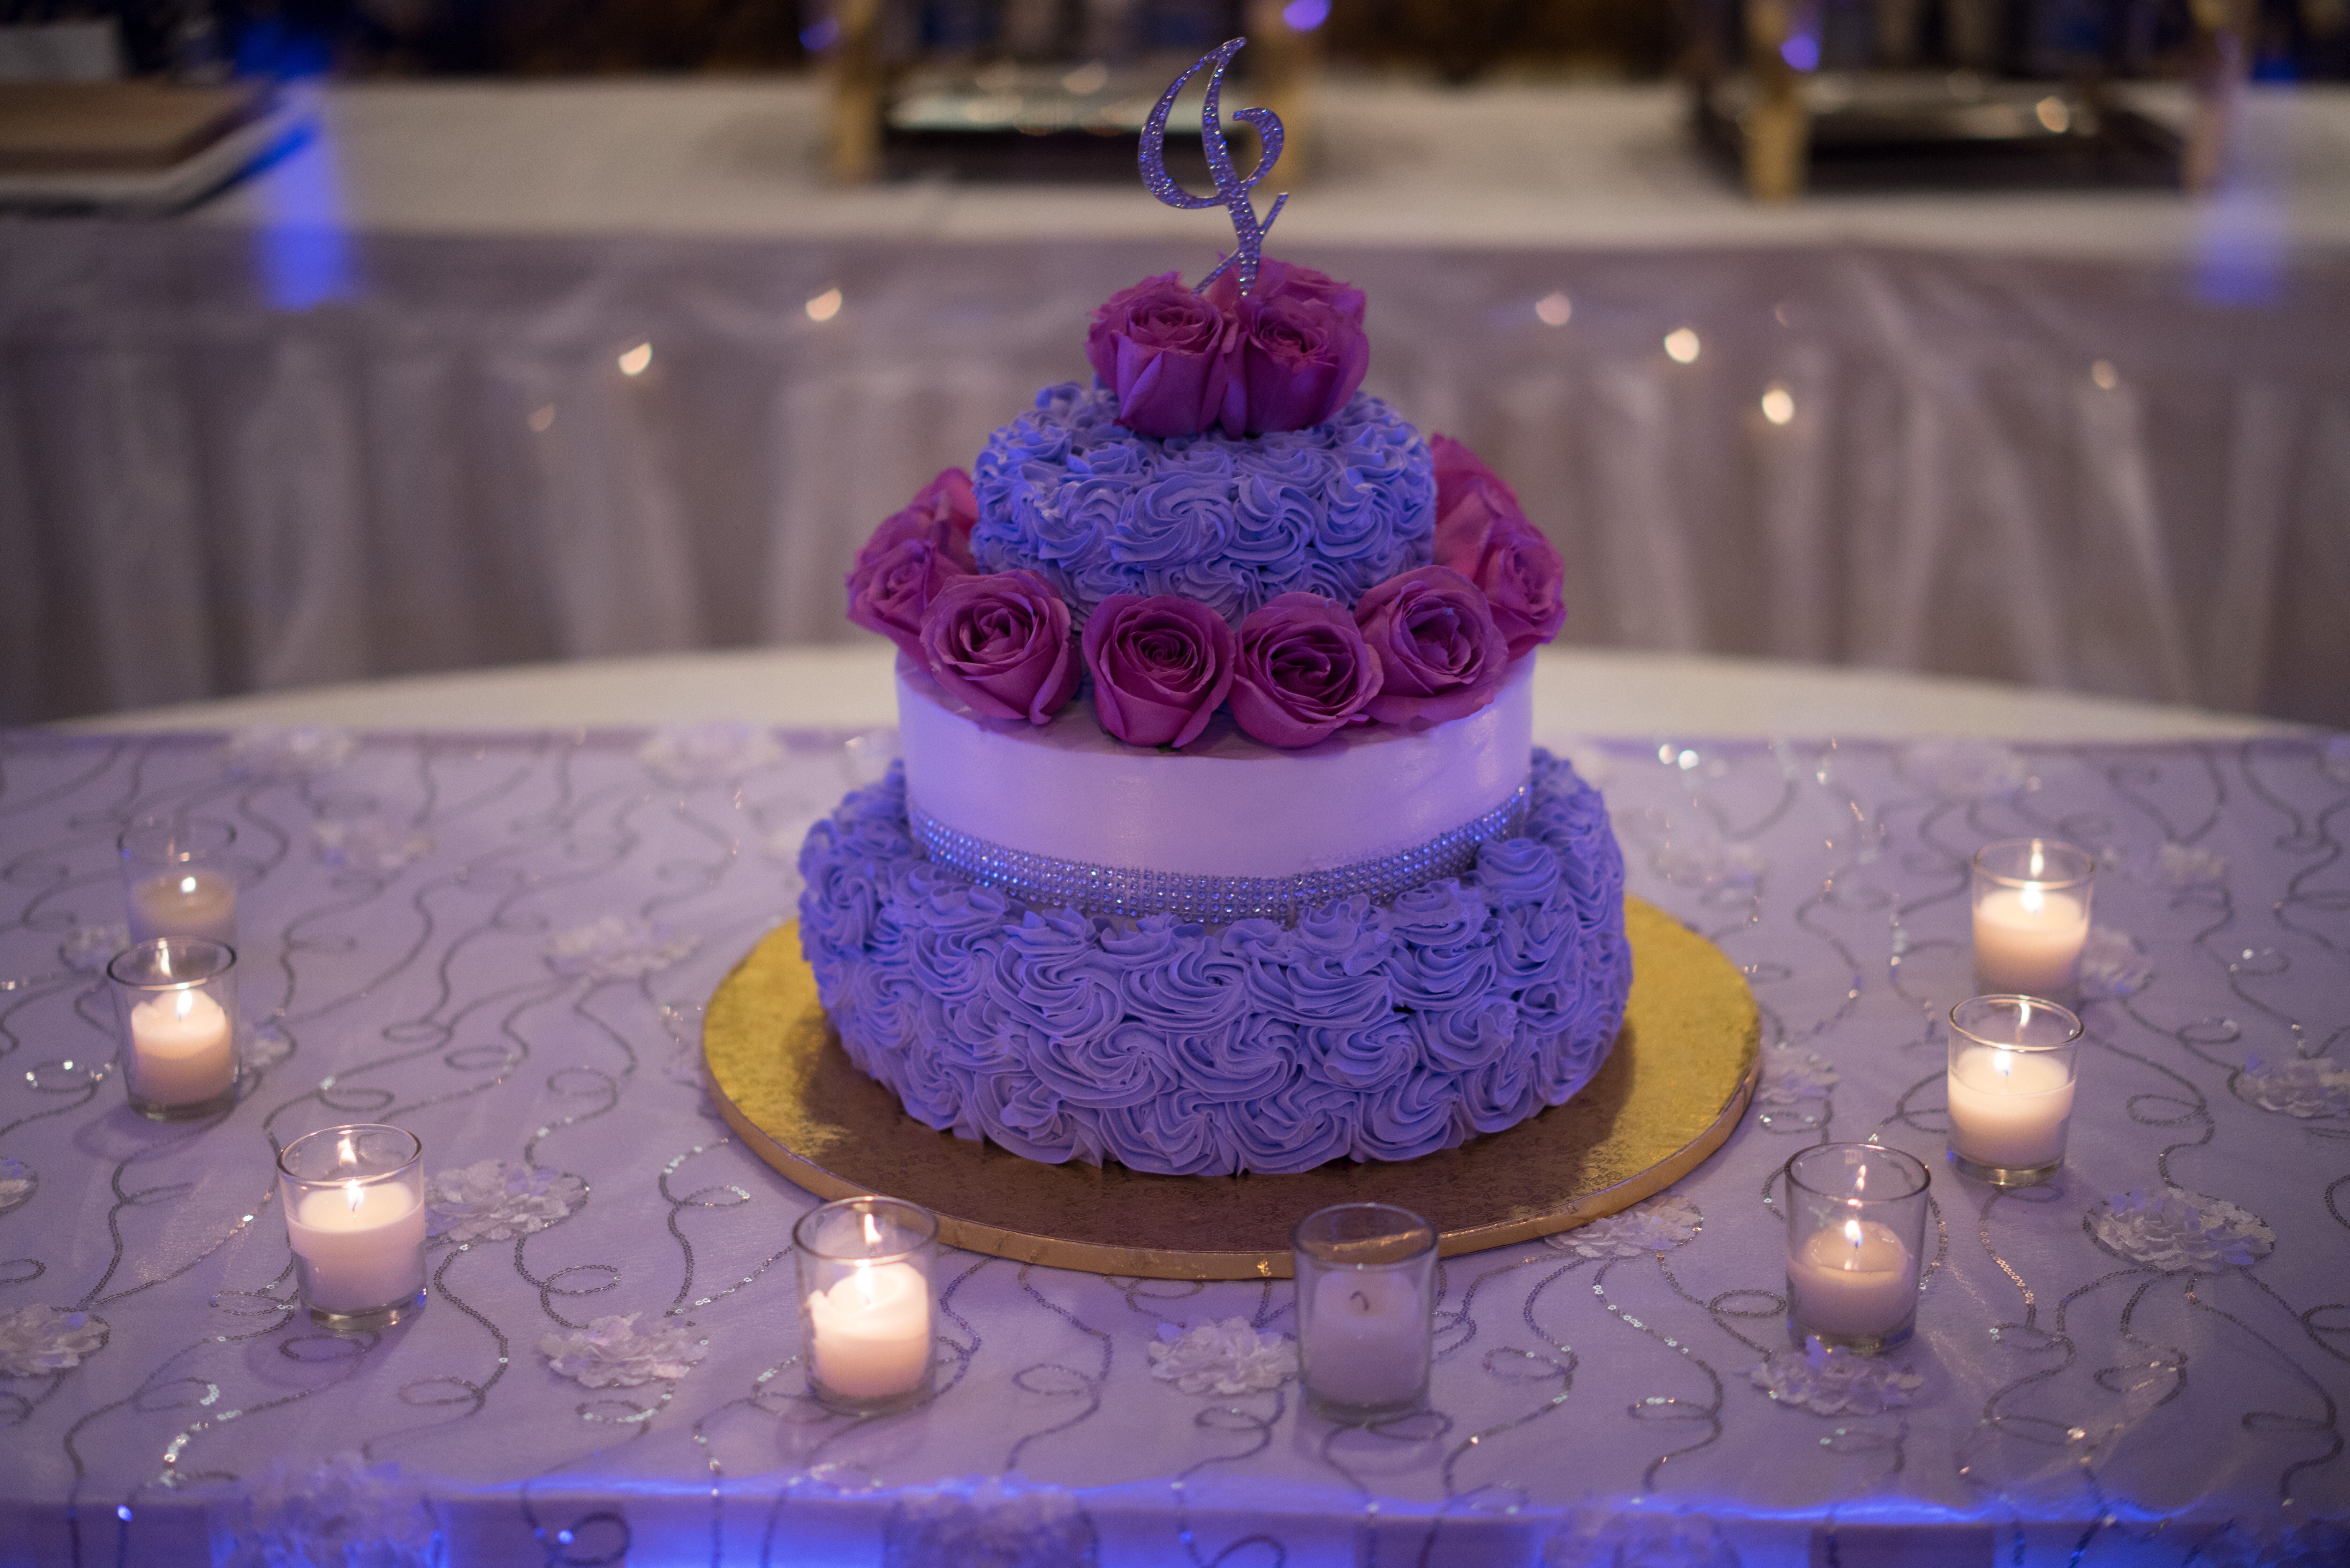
(106, 937, 239, 1120)
(120, 817, 239, 947)
(1947, 994, 2082, 1187)
(793, 1196, 939, 1415)
(1971, 838, 2093, 1005)
(1783, 1143, 1930, 1355)
(277, 1125, 427, 1332)
(1291, 1202, 1437, 1422)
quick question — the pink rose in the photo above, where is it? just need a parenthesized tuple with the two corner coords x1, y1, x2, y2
(1233, 291, 1370, 436)
(1080, 593, 1237, 749)
(1429, 436, 1564, 660)
(844, 470, 980, 655)
(918, 570, 1082, 726)
(1353, 565, 1509, 727)
(1209, 256, 1367, 327)
(1229, 593, 1383, 749)
(1086, 273, 1241, 439)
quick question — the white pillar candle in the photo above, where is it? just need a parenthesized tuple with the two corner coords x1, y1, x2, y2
(127, 869, 238, 946)
(126, 990, 234, 1106)
(1786, 1218, 1916, 1339)
(1973, 884, 2088, 996)
(285, 1181, 427, 1312)
(1305, 1269, 1429, 1409)
(806, 1260, 933, 1399)
(1948, 1046, 2075, 1169)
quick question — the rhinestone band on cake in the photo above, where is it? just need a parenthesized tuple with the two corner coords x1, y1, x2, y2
(909, 781, 1531, 926)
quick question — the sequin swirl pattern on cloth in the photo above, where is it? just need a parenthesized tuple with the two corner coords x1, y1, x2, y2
(797, 748, 1630, 1176)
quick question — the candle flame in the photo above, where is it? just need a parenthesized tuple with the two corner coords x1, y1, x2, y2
(1994, 1049, 2015, 1080)
(2028, 845, 2046, 879)
(2020, 881, 2045, 914)
(173, 989, 195, 1022)
(343, 1179, 364, 1215)
(853, 1259, 878, 1309)
(1844, 1217, 1864, 1251)
(863, 1211, 882, 1248)
(338, 1133, 357, 1168)
(180, 876, 198, 895)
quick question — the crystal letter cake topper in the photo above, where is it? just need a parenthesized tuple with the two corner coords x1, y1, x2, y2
(1139, 37, 1287, 297)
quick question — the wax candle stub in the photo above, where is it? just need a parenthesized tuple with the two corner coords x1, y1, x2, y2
(285, 1180, 427, 1313)
(1786, 1217, 1917, 1339)
(1304, 1268, 1429, 1410)
(806, 1260, 934, 1399)
(1949, 1046, 2075, 1169)
(127, 869, 238, 946)
(1973, 883, 2088, 995)
(126, 989, 234, 1106)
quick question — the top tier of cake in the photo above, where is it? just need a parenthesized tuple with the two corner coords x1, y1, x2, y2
(970, 383, 1435, 627)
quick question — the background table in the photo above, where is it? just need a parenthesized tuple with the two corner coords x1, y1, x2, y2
(3, 654, 2344, 1565)
(4, 80, 2348, 730)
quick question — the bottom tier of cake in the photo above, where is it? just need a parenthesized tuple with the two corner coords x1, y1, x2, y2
(796, 749, 1631, 1177)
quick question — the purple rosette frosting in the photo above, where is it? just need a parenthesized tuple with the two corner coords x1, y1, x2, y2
(917, 569, 1081, 727)
(798, 750, 1630, 1176)
(1080, 593, 1237, 749)
(971, 384, 1433, 629)
(844, 470, 979, 658)
(1227, 592, 1383, 749)
(1353, 564, 1511, 727)
(1085, 272, 1240, 440)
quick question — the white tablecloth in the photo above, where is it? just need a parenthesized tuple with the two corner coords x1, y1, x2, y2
(3, 82, 2346, 730)
(0, 712, 2344, 1566)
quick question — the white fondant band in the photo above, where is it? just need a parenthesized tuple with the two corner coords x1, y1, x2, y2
(895, 654, 1535, 880)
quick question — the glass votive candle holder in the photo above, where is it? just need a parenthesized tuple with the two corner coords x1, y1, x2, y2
(105, 937, 239, 1120)
(794, 1196, 939, 1415)
(1783, 1143, 1930, 1355)
(1971, 838, 2094, 1005)
(1292, 1202, 1437, 1423)
(1946, 994, 2083, 1186)
(120, 818, 239, 946)
(277, 1125, 428, 1331)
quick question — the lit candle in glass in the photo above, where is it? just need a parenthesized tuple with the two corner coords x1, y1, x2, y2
(277, 1125, 428, 1331)
(106, 937, 239, 1119)
(1946, 994, 2083, 1186)
(1971, 838, 2093, 1003)
(794, 1197, 937, 1413)
(120, 818, 239, 946)
(1292, 1202, 1437, 1421)
(1782, 1143, 1929, 1354)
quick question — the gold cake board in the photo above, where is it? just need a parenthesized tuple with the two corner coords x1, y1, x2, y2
(704, 899, 1758, 1280)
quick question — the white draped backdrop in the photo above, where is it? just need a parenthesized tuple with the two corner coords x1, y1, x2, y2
(4, 226, 2346, 726)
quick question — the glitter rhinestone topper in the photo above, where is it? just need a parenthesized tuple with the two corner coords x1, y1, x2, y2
(1139, 37, 1287, 297)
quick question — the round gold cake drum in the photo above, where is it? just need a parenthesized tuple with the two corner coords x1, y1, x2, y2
(704, 898, 1758, 1280)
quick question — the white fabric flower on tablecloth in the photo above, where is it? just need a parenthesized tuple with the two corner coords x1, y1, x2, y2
(1544, 1501, 1737, 1568)
(1754, 1049, 1837, 1108)
(214, 1453, 438, 1568)
(544, 916, 700, 981)
(881, 1474, 1095, 1568)
(314, 815, 434, 872)
(221, 725, 357, 780)
(2155, 842, 2228, 889)
(0, 1157, 37, 1216)
(1147, 1316, 1297, 1391)
(639, 722, 784, 787)
(2241, 1054, 2350, 1119)
(58, 923, 128, 974)
(2090, 1188, 2275, 1273)
(1546, 1195, 1702, 1259)
(1748, 1338, 1922, 1417)
(2079, 925, 2153, 1001)
(425, 1160, 585, 1244)
(0, 1305, 107, 1377)
(1900, 739, 2028, 800)
(1146, 1319, 1296, 1396)
(541, 1313, 705, 1388)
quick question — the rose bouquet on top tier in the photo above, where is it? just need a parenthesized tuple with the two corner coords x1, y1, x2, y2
(842, 263, 1568, 751)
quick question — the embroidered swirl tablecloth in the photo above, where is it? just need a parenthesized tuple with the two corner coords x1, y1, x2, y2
(0, 725, 2344, 1567)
